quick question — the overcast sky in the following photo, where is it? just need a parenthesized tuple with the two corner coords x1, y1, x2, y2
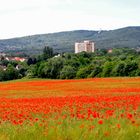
(0, 0, 140, 39)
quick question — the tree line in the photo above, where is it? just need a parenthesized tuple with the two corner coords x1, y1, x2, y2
(0, 46, 140, 81)
(27, 47, 140, 79)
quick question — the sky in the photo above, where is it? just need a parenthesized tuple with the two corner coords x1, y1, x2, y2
(0, 0, 140, 39)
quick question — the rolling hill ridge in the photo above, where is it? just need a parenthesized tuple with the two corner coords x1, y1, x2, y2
(0, 26, 140, 54)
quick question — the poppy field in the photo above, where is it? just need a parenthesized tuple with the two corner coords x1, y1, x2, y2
(0, 78, 140, 140)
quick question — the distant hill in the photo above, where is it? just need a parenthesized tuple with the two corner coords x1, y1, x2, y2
(0, 26, 140, 55)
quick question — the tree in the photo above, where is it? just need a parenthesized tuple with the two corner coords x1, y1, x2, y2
(43, 57, 64, 79)
(26, 64, 38, 78)
(101, 61, 114, 77)
(88, 66, 102, 78)
(0, 60, 9, 66)
(111, 61, 126, 76)
(76, 65, 93, 78)
(65, 58, 80, 68)
(42, 46, 53, 60)
(125, 61, 138, 76)
(6, 64, 19, 80)
(60, 66, 76, 79)
(37, 62, 46, 78)
(0, 68, 5, 81)
(27, 57, 37, 65)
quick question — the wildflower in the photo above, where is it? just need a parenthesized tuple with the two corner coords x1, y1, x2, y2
(88, 125, 94, 131)
(117, 124, 120, 129)
(79, 124, 84, 128)
(131, 120, 135, 124)
(57, 121, 62, 125)
(35, 118, 39, 122)
(127, 113, 133, 119)
(18, 120, 23, 125)
(98, 120, 103, 125)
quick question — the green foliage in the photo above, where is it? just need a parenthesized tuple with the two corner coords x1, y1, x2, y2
(42, 46, 53, 60)
(26, 65, 38, 78)
(60, 66, 76, 79)
(0, 60, 28, 81)
(25, 47, 140, 80)
(0, 47, 140, 81)
(0, 68, 5, 81)
(76, 65, 93, 78)
(27, 57, 37, 66)
(102, 62, 114, 77)
(37, 62, 46, 78)
(112, 61, 126, 77)
(41, 57, 64, 79)
(88, 66, 102, 78)
(0, 59, 9, 66)
(125, 61, 138, 76)
(5, 64, 19, 80)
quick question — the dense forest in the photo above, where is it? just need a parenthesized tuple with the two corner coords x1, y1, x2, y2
(0, 47, 140, 81)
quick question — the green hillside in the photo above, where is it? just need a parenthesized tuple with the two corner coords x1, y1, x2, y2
(0, 26, 140, 55)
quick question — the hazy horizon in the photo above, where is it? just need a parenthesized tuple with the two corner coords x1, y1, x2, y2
(0, 0, 140, 39)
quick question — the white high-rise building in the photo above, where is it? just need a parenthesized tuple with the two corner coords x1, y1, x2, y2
(75, 40, 95, 53)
